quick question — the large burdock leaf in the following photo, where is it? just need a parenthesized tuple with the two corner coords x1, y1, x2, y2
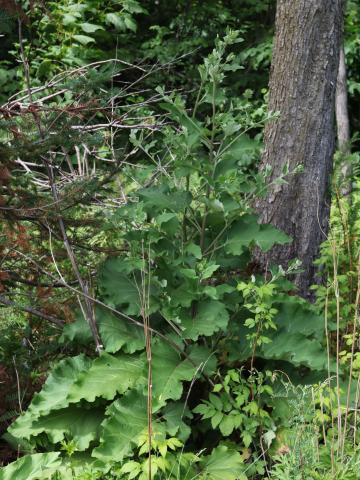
(273, 296, 324, 337)
(260, 333, 327, 371)
(137, 185, 192, 213)
(97, 308, 145, 354)
(59, 314, 92, 345)
(98, 258, 144, 315)
(68, 352, 146, 403)
(0, 453, 61, 480)
(225, 215, 259, 255)
(24, 407, 104, 451)
(256, 224, 291, 252)
(162, 402, 192, 442)
(9, 352, 145, 448)
(152, 342, 214, 410)
(180, 300, 229, 340)
(9, 355, 91, 439)
(259, 296, 329, 371)
(60, 307, 145, 354)
(215, 134, 260, 179)
(92, 389, 148, 462)
(25, 355, 91, 415)
(199, 446, 245, 480)
(225, 214, 291, 255)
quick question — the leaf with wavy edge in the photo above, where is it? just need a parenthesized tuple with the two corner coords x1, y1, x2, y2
(9, 352, 145, 442)
(179, 300, 229, 341)
(99, 259, 141, 315)
(24, 407, 104, 450)
(60, 307, 145, 354)
(97, 308, 145, 354)
(9, 355, 91, 440)
(0, 453, 61, 480)
(92, 389, 148, 462)
(59, 314, 92, 345)
(67, 352, 146, 403)
(199, 446, 245, 480)
(92, 343, 213, 463)
(260, 332, 328, 371)
(152, 342, 214, 410)
(225, 214, 291, 256)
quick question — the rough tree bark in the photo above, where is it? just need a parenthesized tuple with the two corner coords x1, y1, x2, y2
(336, 45, 352, 197)
(254, 0, 344, 297)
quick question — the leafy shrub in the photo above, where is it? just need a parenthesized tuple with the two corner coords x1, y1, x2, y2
(0, 29, 353, 480)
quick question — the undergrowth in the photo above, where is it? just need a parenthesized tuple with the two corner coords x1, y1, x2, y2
(0, 30, 359, 480)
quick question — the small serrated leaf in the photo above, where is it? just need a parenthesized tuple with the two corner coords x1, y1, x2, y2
(211, 411, 224, 428)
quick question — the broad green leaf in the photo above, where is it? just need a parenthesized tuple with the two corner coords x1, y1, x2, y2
(211, 411, 223, 428)
(201, 264, 220, 279)
(80, 23, 104, 33)
(152, 342, 213, 409)
(92, 390, 148, 462)
(29, 355, 91, 414)
(260, 332, 327, 371)
(60, 306, 145, 354)
(122, 0, 146, 14)
(62, 13, 76, 25)
(160, 102, 205, 148)
(274, 296, 324, 337)
(185, 243, 202, 259)
(137, 186, 192, 213)
(193, 404, 210, 415)
(162, 402, 191, 442)
(0, 453, 61, 480)
(225, 215, 260, 255)
(26, 407, 104, 450)
(68, 352, 146, 403)
(201, 283, 235, 302)
(167, 279, 198, 307)
(209, 394, 223, 410)
(99, 260, 141, 315)
(59, 314, 92, 345)
(199, 446, 244, 480)
(179, 268, 198, 280)
(256, 224, 292, 252)
(215, 134, 259, 178)
(258, 297, 329, 371)
(203, 286, 218, 299)
(156, 212, 179, 235)
(105, 13, 125, 30)
(1, 432, 33, 453)
(124, 15, 137, 32)
(73, 35, 95, 45)
(242, 431, 252, 447)
(180, 300, 229, 340)
(225, 215, 291, 255)
(9, 355, 91, 439)
(97, 308, 145, 354)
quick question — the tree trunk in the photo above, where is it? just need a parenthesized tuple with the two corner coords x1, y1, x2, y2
(336, 45, 352, 197)
(254, 0, 343, 297)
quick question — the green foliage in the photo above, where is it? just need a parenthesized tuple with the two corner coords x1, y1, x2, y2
(194, 369, 275, 449)
(0, 30, 324, 479)
(0, 453, 61, 480)
(1, 1, 359, 474)
(199, 446, 246, 480)
(268, 383, 360, 480)
(345, 1, 360, 97)
(92, 389, 148, 463)
(25, 407, 104, 451)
